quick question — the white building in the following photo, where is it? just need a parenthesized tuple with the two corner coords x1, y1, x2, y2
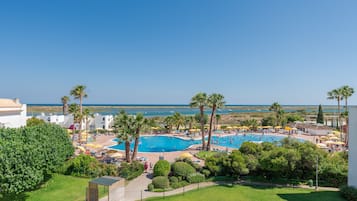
(348, 107, 357, 187)
(94, 114, 114, 130)
(36, 113, 65, 125)
(0, 98, 27, 128)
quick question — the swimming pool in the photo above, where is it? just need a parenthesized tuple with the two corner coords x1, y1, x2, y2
(108, 134, 295, 152)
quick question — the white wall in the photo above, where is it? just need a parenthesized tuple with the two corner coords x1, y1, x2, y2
(0, 104, 26, 128)
(348, 107, 357, 187)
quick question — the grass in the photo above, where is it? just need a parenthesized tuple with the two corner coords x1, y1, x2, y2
(145, 185, 344, 201)
(25, 174, 92, 201)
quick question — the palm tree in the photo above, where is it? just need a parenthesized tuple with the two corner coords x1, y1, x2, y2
(172, 112, 185, 131)
(214, 114, 221, 131)
(190, 92, 208, 150)
(269, 102, 282, 126)
(185, 116, 195, 130)
(206, 93, 225, 151)
(327, 88, 343, 128)
(340, 85, 354, 144)
(68, 103, 80, 142)
(114, 110, 135, 162)
(82, 108, 94, 143)
(131, 113, 151, 161)
(163, 116, 174, 133)
(340, 85, 354, 113)
(70, 85, 88, 131)
(61, 96, 70, 115)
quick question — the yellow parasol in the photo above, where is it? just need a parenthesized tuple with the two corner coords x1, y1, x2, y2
(180, 152, 193, 158)
(77, 146, 86, 152)
(327, 133, 335, 137)
(284, 126, 292, 131)
(329, 136, 339, 140)
(274, 126, 282, 129)
(332, 141, 345, 145)
(316, 143, 327, 148)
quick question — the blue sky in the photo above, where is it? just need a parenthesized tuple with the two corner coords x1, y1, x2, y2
(1, 0, 356, 105)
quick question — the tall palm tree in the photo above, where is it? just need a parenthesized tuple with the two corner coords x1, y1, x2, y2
(131, 113, 150, 161)
(269, 102, 282, 126)
(207, 93, 225, 151)
(327, 88, 343, 129)
(185, 116, 195, 130)
(340, 85, 354, 113)
(70, 85, 88, 130)
(114, 110, 135, 163)
(190, 92, 208, 150)
(340, 85, 354, 144)
(61, 96, 70, 115)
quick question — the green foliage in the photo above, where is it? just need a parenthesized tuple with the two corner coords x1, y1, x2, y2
(148, 183, 154, 191)
(152, 176, 170, 189)
(317, 104, 324, 124)
(224, 150, 249, 178)
(201, 169, 211, 177)
(0, 124, 74, 194)
(286, 114, 304, 123)
(26, 117, 46, 127)
(194, 113, 208, 125)
(171, 162, 196, 179)
(195, 151, 218, 160)
(153, 160, 171, 177)
(239, 142, 262, 156)
(169, 176, 179, 184)
(65, 154, 100, 177)
(187, 173, 205, 183)
(119, 161, 144, 180)
(340, 186, 357, 201)
(261, 116, 276, 126)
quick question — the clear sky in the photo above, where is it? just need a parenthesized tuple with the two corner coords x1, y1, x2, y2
(1, 0, 356, 105)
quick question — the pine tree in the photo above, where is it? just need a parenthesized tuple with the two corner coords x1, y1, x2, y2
(317, 104, 324, 124)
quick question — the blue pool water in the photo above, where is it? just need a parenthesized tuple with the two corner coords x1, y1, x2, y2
(108, 134, 296, 152)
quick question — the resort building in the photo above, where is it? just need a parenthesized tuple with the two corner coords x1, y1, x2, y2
(94, 114, 114, 130)
(36, 113, 65, 125)
(349, 107, 357, 187)
(0, 98, 27, 128)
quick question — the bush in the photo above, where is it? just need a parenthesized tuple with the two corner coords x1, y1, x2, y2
(340, 186, 357, 201)
(66, 154, 101, 177)
(148, 183, 154, 191)
(153, 160, 171, 177)
(119, 161, 144, 180)
(152, 176, 170, 189)
(171, 180, 189, 189)
(187, 173, 205, 183)
(201, 169, 211, 177)
(0, 124, 74, 193)
(169, 176, 179, 184)
(171, 162, 196, 179)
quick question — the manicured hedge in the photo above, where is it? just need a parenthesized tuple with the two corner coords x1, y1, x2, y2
(119, 161, 144, 180)
(153, 160, 171, 177)
(171, 162, 196, 179)
(187, 173, 205, 183)
(0, 124, 74, 194)
(340, 186, 357, 201)
(152, 176, 170, 189)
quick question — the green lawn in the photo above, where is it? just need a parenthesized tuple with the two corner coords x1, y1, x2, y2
(145, 185, 345, 201)
(25, 174, 91, 201)
(0, 174, 109, 201)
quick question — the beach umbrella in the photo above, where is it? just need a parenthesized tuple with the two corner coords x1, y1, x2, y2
(180, 152, 193, 158)
(240, 126, 250, 130)
(329, 136, 339, 140)
(332, 141, 345, 145)
(284, 126, 292, 131)
(316, 143, 327, 148)
(77, 146, 86, 152)
(110, 152, 123, 158)
(262, 126, 273, 129)
(274, 126, 282, 129)
(324, 140, 334, 144)
(332, 131, 341, 135)
(327, 133, 335, 137)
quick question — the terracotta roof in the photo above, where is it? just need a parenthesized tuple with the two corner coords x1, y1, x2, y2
(0, 98, 22, 108)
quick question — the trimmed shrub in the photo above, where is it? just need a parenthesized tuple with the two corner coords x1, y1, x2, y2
(169, 176, 179, 184)
(153, 160, 171, 177)
(187, 173, 205, 183)
(152, 176, 170, 189)
(340, 186, 357, 201)
(148, 183, 154, 191)
(171, 162, 196, 179)
(119, 161, 144, 180)
(201, 169, 211, 177)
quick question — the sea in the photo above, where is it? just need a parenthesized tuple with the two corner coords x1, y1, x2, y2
(27, 104, 340, 117)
